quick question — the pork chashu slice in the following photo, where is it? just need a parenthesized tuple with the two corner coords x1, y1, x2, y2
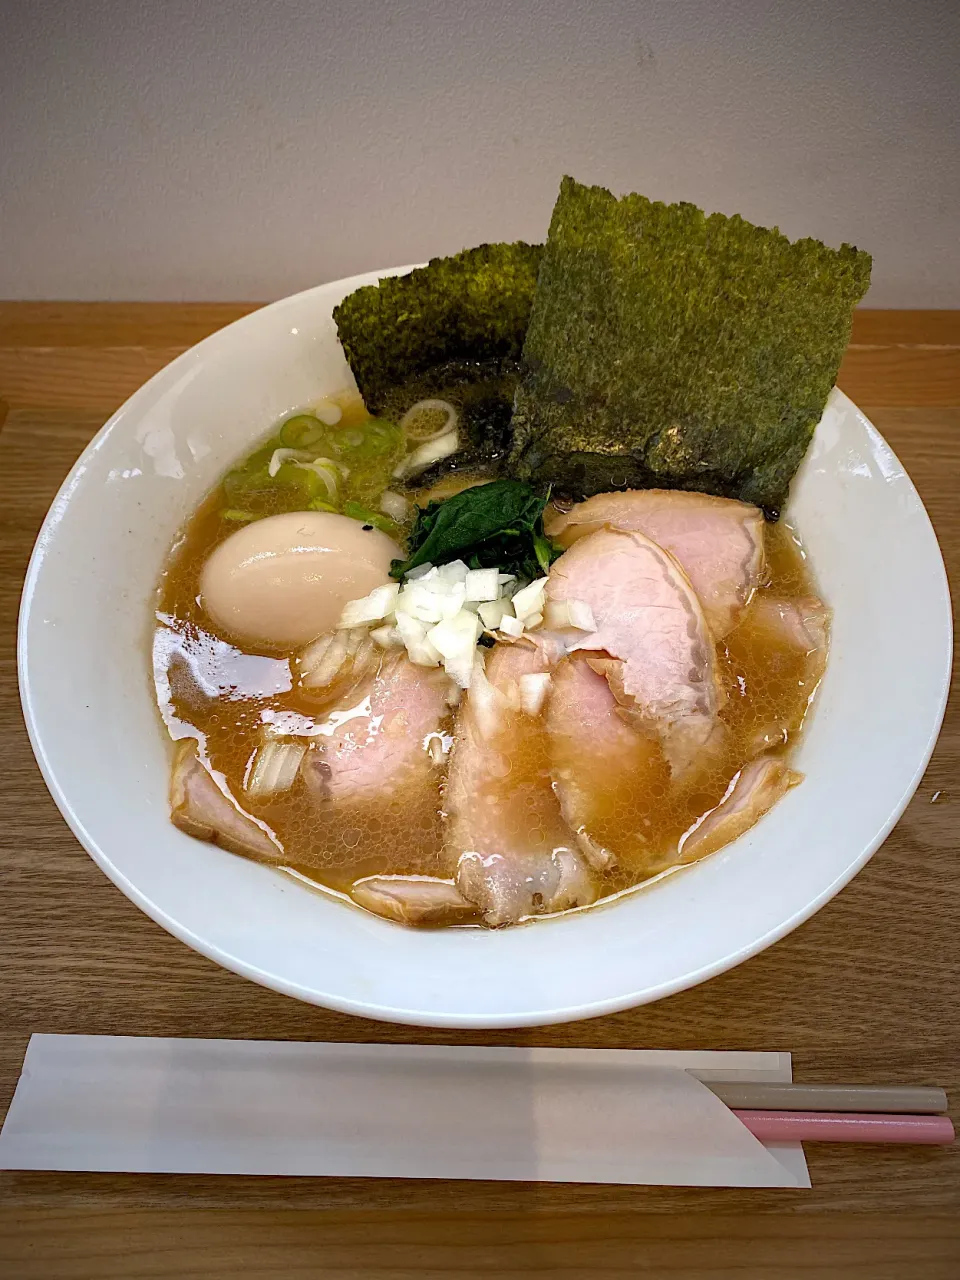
(447, 642, 597, 926)
(170, 739, 282, 862)
(546, 656, 666, 876)
(547, 527, 723, 777)
(301, 654, 451, 804)
(679, 754, 802, 863)
(545, 489, 765, 638)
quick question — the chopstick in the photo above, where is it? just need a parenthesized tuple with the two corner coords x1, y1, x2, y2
(693, 1081, 955, 1144)
(734, 1111, 955, 1145)
(702, 1081, 949, 1114)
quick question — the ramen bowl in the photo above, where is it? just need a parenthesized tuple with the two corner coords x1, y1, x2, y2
(18, 272, 952, 1027)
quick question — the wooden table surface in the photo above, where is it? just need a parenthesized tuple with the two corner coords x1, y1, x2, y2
(0, 305, 957, 1278)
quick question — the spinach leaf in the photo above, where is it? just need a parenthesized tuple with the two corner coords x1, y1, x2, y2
(391, 479, 562, 581)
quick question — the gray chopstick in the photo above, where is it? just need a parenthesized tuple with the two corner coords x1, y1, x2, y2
(702, 1082, 948, 1114)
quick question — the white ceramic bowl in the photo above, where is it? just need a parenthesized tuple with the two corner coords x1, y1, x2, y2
(19, 271, 952, 1028)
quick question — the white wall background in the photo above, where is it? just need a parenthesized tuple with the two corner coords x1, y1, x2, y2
(1, 0, 958, 305)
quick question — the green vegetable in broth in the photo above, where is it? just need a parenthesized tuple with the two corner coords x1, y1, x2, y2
(336, 417, 401, 460)
(278, 414, 332, 451)
(390, 478, 562, 581)
(508, 177, 872, 516)
(342, 501, 402, 537)
(333, 242, 543, 412)
(216, 409, 408, 524)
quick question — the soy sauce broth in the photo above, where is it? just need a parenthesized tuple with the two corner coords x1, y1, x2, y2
(154, 405, 826, 915)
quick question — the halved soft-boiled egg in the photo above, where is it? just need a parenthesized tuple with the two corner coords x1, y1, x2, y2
(199, 511, 400, 651)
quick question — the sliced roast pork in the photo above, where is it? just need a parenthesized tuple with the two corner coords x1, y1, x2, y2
(679, 754, 802, 862)
(170, 738, 282, 861)
(447, 642, 597, 926)
(729, 593, 830, 754)
(547, 527, 724, 777)
(546, 657, 666, 874)
(350, 875, 477, 925)
(301, 654, 452, 804)
(545, 489, 765, 637)
(745, 595, 829, 679)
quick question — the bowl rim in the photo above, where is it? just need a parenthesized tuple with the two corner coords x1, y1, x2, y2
(17, 276, 955, 1028)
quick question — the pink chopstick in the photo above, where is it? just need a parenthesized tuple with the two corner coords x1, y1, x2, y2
(734, 1110, 955, 1145)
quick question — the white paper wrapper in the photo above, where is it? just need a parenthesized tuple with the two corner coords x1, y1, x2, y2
(0, 1036, 809, 1187)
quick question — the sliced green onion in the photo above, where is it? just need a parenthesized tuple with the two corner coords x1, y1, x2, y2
(343, 501, 401, 536)
(221, 508, 259, 522)
(268, 447, 310, 477)
(297, 457, 341, 501)
(337, 428, 366, 450)
(400, 399, 459, 442)
(279, 414, 332, 451)
(334, 418, 401, 460)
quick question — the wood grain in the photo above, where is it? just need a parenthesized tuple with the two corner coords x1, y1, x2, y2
(1, 1211, 959, 1279)
(0, 305, 958, 412)
(0, 310, 958, 1275)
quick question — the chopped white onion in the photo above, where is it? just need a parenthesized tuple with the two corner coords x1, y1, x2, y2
(246, 741, 306, 797)
(395, 612, 427, 647)
(427, 610, 482, 659)
(333, 542, 559, 689)
(299, 631, 347, 687)
(395, 582, 446, 625)
(302, 633, 347, 687)
(338, 582, 400, 628)
(379, 490, 412, 522)
(354, 635, 377, 670)
(298, 627, 378, 690)
(436, 559, 469, 584)
(344, 627, 367, 658)
(478, 598, 512, 630)
(427, 612, 482, 687)
(370, 624, 404, 648)
(392, 430, 459, 480)
(404, 562, 435, 581)
(510, 577, 549, 622)
(519, 672, 552, 717)
(408, 639, 443, 667)
(394, 612, 441, 666)
(464, 568, 500, 602)
(400, 398, 459, 442)
(444, 684, 462, 708)
(543, 598, 597, 631)
(468, 661, 510, 742)
(314, 399, 343, 426)
(438, 583, 467, 619)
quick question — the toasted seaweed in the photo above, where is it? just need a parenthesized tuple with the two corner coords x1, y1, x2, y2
(509, 178, 872, 515)
(376, 356, 521, 491)
(333, 242, 543, 412)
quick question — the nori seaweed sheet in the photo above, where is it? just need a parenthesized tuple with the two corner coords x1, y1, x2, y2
(508, 178, 872, 515)
(333, 242, 542, 413)
(375, 356, 521, 492)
